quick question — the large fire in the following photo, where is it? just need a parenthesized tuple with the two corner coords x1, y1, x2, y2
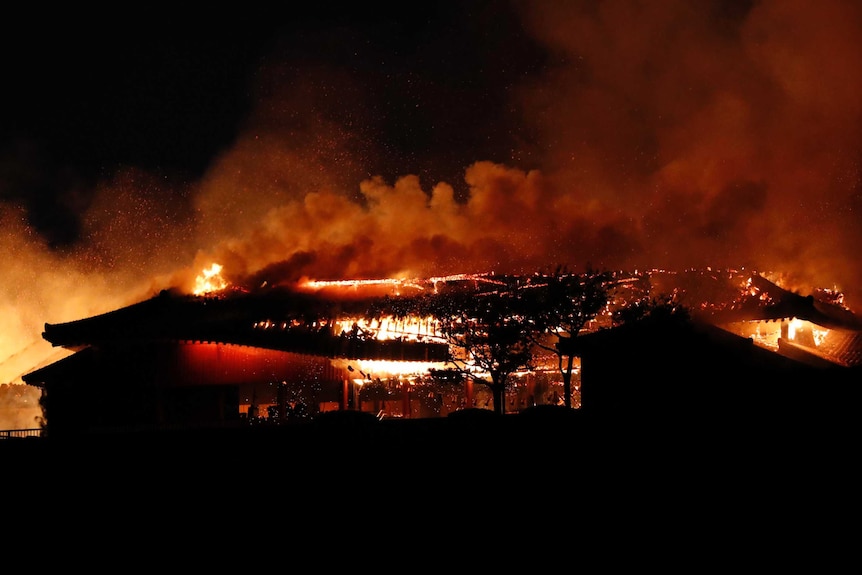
(189, 261, 858, 383)
(193, 263, 228, 296)
(3, 2, 862, 431)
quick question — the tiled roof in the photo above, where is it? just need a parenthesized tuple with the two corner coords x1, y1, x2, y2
(813, 329, 862, 368)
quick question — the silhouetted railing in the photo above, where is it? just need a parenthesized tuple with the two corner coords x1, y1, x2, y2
(0, 428, 43, 439)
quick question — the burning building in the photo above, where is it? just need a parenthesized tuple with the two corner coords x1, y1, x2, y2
(21, 270, 553, 438)
(4, 1, 862, 451)
(21, 283, 447, 438)
(20, 264, 862, 439)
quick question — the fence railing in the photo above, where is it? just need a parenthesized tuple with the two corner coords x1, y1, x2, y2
(0, 428, 44, 439)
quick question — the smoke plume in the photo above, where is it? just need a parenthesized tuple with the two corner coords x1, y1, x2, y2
(2, 0, 861, 407)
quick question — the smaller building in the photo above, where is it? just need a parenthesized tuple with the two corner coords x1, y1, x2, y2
(566, 315, 860, 422)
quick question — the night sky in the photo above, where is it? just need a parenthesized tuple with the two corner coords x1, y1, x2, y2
(2, 0, 862, 389)
(2, 5, 543, 247)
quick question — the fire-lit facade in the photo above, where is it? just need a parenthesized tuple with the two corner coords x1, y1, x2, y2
(22, 273, 569, 437)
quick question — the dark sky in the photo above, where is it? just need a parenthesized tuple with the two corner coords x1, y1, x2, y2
(2, 4, 544, 247)
(2, 0, 862, 385)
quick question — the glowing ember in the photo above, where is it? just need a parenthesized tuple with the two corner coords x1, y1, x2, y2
(193, 263, 228, 295)
(333, 316, 443, 343)
(787, 318, 829, 347)
(299, 273, 508, 296)
(343, 359, 447, 377)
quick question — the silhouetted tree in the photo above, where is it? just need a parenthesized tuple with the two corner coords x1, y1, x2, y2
(432, 287, 536, 415)
(364, 271, 609, 413)
(612, 293, 691, 327)
(525, 266, 611, 408)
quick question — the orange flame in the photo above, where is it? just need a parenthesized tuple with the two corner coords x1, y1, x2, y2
(193, 263, 228, 295)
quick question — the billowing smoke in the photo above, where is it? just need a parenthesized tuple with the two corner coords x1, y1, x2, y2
(179, 0, 862, 297)
(2, 0, 861, 412)
(515, 0, 862, 293)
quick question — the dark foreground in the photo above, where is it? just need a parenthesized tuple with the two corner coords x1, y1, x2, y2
(5, 408, 854, 566)
(3, 405, 859, 539)
(4, 405, 858, 475)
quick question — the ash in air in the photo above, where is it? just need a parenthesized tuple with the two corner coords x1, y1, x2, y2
(2, 0, 862, 392)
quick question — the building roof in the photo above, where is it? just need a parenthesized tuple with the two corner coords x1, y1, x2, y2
(38, 288, 448, 363)
(34, 272, 862, 376)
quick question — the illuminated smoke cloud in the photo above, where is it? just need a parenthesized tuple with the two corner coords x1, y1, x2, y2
(178, 0, 862, 300)
(2, 0, 862, 390)
(516, 0, 862, 293)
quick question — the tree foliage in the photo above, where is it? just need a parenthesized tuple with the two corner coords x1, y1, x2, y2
(525, 266, 611, 408)
(612, 293, 691, 327)
(527, 266, 610, 339)
(363, 269, 612, 413)
(431, 285, 536, 415)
